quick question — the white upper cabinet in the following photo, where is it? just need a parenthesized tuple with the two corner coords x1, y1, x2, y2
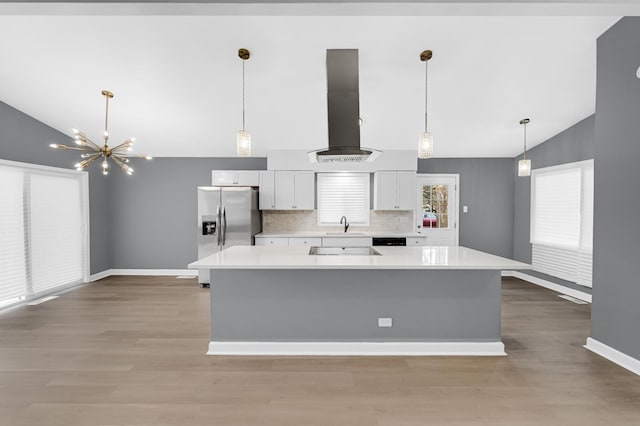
(373, 171, 416, 210)
(258, 171, 276, 210)
(212, 170, 260, 187)
(275, 171, 315, 210)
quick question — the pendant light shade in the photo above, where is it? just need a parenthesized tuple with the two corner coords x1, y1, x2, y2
(418, 50, 433, 159)
(518, 118, 531, 177)
(237, 48, 251, 157)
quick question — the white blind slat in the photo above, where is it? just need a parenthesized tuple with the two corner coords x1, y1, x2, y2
(0, 168, 27, 307)
(317, 173, 370, 225)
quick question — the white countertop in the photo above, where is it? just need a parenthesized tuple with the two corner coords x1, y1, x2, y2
(188, 245, 531, 270)
(255, 232, 427, 238)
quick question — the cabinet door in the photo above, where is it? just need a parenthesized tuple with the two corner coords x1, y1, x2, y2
(288, 237, 322, 246)
(406, 237, 428, 246)
(259, 171, 276, 210)
(322, 237, 373, 247)
(293, 171, 315, 210)
(274, 171, 295, 209)
(255, 237, 288, 246)
(235, 171, 260, 186)
(396, 172, 416, 210)
(212, 171, 237, 186)
(373, 172, 397, 210)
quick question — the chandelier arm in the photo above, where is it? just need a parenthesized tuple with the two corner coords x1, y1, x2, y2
(111, 155, 133, 174)
(52, 144, 96, 151)
(77, 153, 102, 170)
(80, 136, 103, 151)
(110, 140, 133, 152)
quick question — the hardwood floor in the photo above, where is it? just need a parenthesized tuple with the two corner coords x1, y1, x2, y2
(1, 276, 639, 425)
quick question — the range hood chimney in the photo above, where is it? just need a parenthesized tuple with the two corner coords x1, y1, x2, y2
(309, 49, 380, 163)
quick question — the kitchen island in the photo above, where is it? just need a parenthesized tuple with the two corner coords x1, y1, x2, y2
(188, 245, 530, 356)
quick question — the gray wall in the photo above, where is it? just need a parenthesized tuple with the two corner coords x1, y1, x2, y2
(591, 17, 640, 360)
(108, 157, 266, 269)
(0, 101, 111, 274)
(512, 115, 595, 264)
(418, 158, 514, 258)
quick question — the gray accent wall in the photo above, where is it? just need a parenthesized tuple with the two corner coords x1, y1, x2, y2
(0, 101, 111, 274)
(512, 115, 595, 264)
(418, 158, 514, 258)
(591, 17, 640, 360)
(108, 157, 266, 269)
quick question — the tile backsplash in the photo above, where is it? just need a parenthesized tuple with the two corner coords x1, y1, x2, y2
(262, 210, 415, 234)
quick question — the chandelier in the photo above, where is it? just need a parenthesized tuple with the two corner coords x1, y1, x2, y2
(50, 90, 151, 175)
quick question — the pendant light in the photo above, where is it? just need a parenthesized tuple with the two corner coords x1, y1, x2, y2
(518, 118, 531, 176)
(236, 48, 251, 157)
(418, 49, 433, 159)
(50, 90, 151, 175)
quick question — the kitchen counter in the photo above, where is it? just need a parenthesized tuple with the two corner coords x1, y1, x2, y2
(189, 245, 530, 270)
(255, 231, 427, 238)
(189, 246, 529, 357)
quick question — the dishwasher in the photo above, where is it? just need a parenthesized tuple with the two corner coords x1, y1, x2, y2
(372, 237, 407, 246)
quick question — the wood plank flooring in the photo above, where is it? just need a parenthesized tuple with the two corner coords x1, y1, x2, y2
(0, 276, 639, 425)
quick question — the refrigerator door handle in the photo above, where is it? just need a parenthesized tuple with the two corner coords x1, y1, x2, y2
(222, 206, 227, 246)
(216, 205, 221, 246)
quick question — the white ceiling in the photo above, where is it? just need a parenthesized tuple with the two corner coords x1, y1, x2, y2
(0, 2, 627, 158)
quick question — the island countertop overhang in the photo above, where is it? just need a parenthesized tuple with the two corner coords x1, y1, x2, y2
(188, 245, 531, 270)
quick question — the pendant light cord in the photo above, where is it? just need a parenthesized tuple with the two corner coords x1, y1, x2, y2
(104, 94, 110, 146)
(424, 59, 428, 133)
(242, 59, 246, 131)
(523, 121, 527, 160)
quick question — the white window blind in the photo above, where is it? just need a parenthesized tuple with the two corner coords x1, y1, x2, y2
(30, 173, 86, 295)
(317, 172, 370, 226)
(531, 160, 594, 288)
(0, 160, 88, 309)
(0, 168, 27, 308)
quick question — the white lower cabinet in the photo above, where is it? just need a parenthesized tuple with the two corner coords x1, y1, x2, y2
(254, 237, 288, 246)
(322, 237, 373, 247)
(288, 237, 322, 247)
(406, 237, 428, 246)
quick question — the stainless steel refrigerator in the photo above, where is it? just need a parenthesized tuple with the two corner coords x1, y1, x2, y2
(197, 186, 261, 286)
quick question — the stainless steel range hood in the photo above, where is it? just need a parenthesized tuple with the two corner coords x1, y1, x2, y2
(309, 49, 380, 163)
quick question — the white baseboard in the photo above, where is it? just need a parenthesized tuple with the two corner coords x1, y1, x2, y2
(89, 269, 112, 282)
(585, 337, 640, 377)
(90, 269, 197, 281)
(502, 270, 592, 303)
(207, 341, 506, 356)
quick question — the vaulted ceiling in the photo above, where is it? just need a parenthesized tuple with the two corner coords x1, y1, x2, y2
(0, 1, 633, 158)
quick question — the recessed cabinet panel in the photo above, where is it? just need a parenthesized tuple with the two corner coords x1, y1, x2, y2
(212, 170, 260, 187)
(374, 171, 416, 210)
(254, 237, 288, 246)
(288, 237, 322, 246)
(258, 171, 276, 210)
(274, 171, 315, 210)
(406, 237, 428, 246)
(322, 237, 373, 247)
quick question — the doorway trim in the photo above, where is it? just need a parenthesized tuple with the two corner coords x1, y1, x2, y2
(416, 173, 460, 246)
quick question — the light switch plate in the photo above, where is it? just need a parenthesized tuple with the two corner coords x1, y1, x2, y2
(463, 205, 469, 213)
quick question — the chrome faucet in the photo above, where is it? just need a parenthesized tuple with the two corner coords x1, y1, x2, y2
(340, 216, 349, 233)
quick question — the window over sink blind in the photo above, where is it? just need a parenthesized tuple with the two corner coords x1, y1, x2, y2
(530, 159, 594, 287)
(0, 160, 88, 309)
(317, 172, 370, 226)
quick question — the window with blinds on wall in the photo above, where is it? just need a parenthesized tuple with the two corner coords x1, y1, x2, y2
(317, 172, 370, 226)
(0, 160, 89, 309)
(530, 159, 594, 288)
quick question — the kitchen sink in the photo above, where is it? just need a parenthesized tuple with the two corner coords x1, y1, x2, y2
(325, 232, 365, 235)
(309, 246, 381, 256)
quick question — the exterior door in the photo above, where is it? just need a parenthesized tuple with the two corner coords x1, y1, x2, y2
(416, 174, 459, 246)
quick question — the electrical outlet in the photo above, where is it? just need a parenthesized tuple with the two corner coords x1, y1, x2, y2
(378, 317, 392, 327)
(463, 205, 469, 213)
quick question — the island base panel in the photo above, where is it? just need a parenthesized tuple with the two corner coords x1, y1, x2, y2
(209, 269, 501, 351)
